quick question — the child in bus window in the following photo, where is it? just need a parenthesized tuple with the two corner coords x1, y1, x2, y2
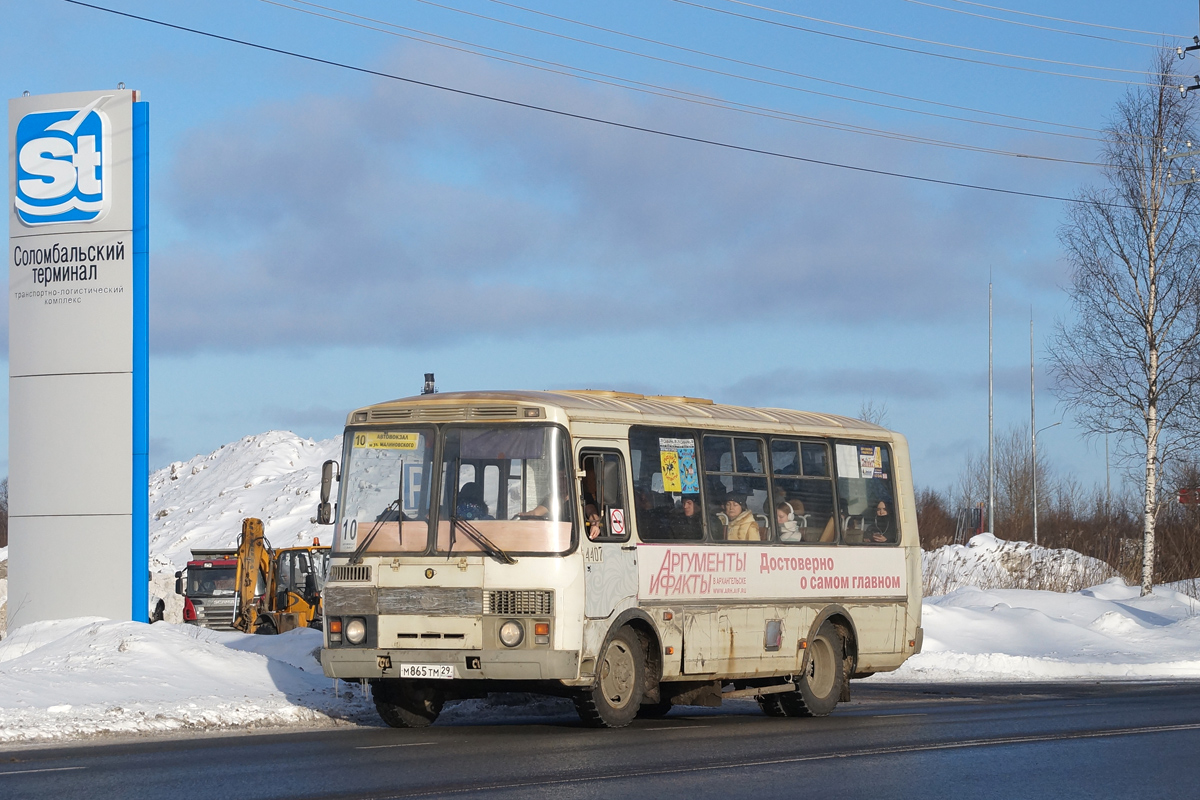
(777, 502, 801, 542)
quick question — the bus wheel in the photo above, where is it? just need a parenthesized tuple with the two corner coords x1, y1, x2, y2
(575, 627, 645, 728)
(373, 680, 444, 728)
(781, 621, 843, 717)
(756, 694, 788, 717)
(636, 699, 673, 719)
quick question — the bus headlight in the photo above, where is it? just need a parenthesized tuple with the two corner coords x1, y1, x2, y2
(345, 618, 366, 645)
(498, 620, 524, 648)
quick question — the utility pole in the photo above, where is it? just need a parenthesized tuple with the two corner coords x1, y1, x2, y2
(1030, 312, 1037, 546)
(988, 280, 995, 536)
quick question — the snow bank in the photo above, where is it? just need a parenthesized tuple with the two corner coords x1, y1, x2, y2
(0, 618, 372, 742)
(871, 578, 1200, 683)
(148, 431, 342, 571)
(922, 532, 1115, 595)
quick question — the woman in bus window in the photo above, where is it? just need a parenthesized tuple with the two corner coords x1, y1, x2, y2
(724, 495, 761, 541)
(864, 500, 895, 543)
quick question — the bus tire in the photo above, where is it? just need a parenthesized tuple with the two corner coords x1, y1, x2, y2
(574, 626, 645, 728)
(373, 680, 444, 728)
(781, 621, 843, 717)
(636, 699, 673, 719)
(756, 694, 788, 717)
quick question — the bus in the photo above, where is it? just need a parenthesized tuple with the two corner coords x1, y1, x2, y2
(318, 390, 922, 728)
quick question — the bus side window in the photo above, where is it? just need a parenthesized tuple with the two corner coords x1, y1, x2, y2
(628, 426, 704, 542)
(771, 439, 836, 545)
(579, 451, 630, 543)
(834, 442, 898, 545)
(702, 435, 769, 541)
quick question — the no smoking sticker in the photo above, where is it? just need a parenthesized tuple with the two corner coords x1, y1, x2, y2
(610, 508, 626, 536)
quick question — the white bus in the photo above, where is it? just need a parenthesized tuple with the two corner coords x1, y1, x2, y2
(318, 390, 922, 728)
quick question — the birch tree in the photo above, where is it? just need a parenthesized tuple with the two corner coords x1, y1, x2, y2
(1051, 49, 1200, 596)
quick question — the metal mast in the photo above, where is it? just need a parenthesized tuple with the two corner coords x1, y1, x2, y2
(988, 281, 995, 536)
(1030, 313, 1038, 546)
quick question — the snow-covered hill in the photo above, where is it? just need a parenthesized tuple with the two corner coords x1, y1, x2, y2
(148, 430, 342, 570)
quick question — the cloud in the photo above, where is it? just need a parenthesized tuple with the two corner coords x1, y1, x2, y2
(150, 44, 1059, 353)
(722, 366, 948, 407)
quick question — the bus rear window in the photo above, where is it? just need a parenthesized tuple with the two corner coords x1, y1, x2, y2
(834, 442, 898, 545)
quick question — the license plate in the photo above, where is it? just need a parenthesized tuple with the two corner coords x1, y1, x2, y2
(399, 663, 456, 679)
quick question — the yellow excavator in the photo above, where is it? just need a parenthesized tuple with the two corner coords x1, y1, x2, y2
(232, 518, 330, 635)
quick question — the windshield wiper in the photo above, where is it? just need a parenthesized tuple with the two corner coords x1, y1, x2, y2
(349, 499, 400, 565)
(449, 514, 517, 565)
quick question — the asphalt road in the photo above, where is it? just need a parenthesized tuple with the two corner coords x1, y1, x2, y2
(3, 682, 1199, 800)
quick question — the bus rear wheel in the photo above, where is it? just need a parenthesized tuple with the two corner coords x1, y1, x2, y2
(779, 621, 844, 717)
(373, 680, 444, 728)
(575, 627, 645, 728)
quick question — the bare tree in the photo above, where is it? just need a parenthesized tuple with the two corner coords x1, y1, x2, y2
(1050, 49, 1200, 595)
(951, 423, 1052, 541)
(858, 399, 890, 427)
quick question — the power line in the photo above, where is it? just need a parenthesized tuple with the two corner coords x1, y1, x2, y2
(702, 0, 1174, 76)
(481, 0, 1115, 138)
(899, 0, 1165, 49)
(266, 0, 1107, 165)
(58, 0, 1170, 210)
(668, 0, 1168, 86)
(407, 0, 1104, 142)
(936, 0, 1186, 39)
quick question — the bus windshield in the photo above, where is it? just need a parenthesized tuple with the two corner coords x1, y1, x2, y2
(436, 425, 574, 556)
(336, 428, 434, 555)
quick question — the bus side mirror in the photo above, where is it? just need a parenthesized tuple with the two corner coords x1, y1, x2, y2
(318, 460, 339, 525)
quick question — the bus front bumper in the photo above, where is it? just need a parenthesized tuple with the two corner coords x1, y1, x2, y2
(321, 647, 580, 681)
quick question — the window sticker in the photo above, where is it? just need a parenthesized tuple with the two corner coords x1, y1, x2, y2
(660, 450, 682, 492)
(859, 447, 876, 479)
(353, 431, 420, 450)
(610, 508, 626, 536)
(859, 446, 883, 479)
(659, 437, 699, 494)
(836, 444, 860, 479)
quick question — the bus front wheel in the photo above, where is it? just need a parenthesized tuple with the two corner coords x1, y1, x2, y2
(373, 680, 444, 728)
(780, 621, 844, 717)
(575, 627, 645, 728)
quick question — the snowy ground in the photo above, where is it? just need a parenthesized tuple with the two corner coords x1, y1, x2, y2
(868, 578, 1200, 683)
(0, 619, 373, 743)
(1, 432, 1200, 743)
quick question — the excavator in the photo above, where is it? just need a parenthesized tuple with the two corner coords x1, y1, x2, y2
(231, 518, 330, 634)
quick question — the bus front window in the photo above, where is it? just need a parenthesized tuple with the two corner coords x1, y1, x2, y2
(436, 425, 574, 556)
(337, 428, 433, 555)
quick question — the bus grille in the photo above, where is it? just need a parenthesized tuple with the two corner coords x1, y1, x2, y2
(485, 590, 553, 616)
(367, 406, 522, 422)
(469, 406, 519, 419)
(330, 565, 372, 583)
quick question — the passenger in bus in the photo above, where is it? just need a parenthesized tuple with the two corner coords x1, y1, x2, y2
(723, 495, 761, 541)
(863, 500, 895, 543)
(671, 495, 703, 539)
(455, 482, 490, 520)
(776, 502, 801, 542)
(584, 503, 603, 540)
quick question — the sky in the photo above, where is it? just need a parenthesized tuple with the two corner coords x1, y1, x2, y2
(3, 0, 1199, 506)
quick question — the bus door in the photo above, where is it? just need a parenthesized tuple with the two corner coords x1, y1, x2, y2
(578, 449, 638, 618)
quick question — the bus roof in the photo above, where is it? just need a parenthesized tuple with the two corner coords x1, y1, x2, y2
(347, 390, 894, 439)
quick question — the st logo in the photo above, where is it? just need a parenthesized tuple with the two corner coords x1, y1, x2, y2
(15, 95, 112, 226)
